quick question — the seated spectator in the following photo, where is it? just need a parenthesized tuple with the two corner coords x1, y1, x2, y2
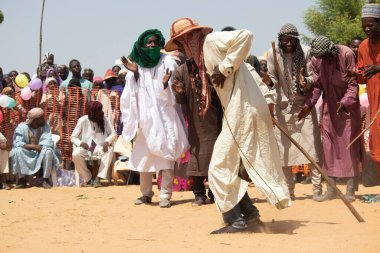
(71, 101, 116, 187)
(10, 108, 61, 189)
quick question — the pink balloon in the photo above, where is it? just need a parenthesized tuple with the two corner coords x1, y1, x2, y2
(28, 78, 43, 90)
(359, 93, 369, 108)
(21, 86, 32, 100)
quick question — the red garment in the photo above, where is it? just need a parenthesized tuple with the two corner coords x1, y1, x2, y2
(358, 38, 380, 162)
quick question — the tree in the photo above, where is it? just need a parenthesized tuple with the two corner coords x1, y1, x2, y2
(0, 10, 4, 24)
(303, 0, 380, 45)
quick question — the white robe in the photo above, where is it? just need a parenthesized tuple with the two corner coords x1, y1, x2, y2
(120, 54, 189, 173)
(0, 132, 9, 174)
(204, 30, 291, 213)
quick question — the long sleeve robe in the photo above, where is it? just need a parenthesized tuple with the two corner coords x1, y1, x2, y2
(120, 54, 189, 173)
(357, 38, 380, 163)
(204, 30, 291, 213)
(267, 44, 322, 167)
(306, 45, 361, 177)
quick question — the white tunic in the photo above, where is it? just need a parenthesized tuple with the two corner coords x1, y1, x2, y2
(120, 54, 189, 173)
(204, 30, 291, 213)
(0, 132, 9, 174)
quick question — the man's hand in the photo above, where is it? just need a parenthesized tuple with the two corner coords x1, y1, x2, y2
(80, 142, 89, 150)
(344, 70, 358, 83)
(299, 68, 306, 88)
(23, 144, 42, 152)
(171, 79, 185, 95)
(211, 66, 226, 88)
(298, 105, 311, 121)
(364, 64, 380, 79)
(33, 145, 42, 153)
(163, 68, 172, 89)
(261, 71, 273, 87)
(336, 102, 345, 116)
(103, 141, 109, 153)
(121, 56, 139, 81)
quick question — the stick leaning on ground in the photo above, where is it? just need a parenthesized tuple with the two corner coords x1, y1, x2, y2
(346, 107, 380, 149)
(272, 119, 365, 223)
(269, 41, 364, 223)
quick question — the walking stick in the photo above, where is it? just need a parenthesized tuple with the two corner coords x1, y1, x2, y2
(346, 107, 380, 149)
(272, 119, 365, 223)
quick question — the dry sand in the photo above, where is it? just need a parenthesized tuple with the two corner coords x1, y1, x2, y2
(1, 182, 380, 253)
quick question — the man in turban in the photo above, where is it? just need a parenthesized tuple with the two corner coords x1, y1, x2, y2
(265, 24, 323, 201)
(120, 29, 189, 208)
(165, 18, 291, 233)
(71, 101, 116, 187)
(11, 108, 61, 189)
(300, 36, 361, 202)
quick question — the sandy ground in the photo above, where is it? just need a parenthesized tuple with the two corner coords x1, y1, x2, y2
(0, 182, 380, 253)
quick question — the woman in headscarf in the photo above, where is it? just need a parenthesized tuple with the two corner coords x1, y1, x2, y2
(120, 29, 188, 208)
(71, 101, 116, 187)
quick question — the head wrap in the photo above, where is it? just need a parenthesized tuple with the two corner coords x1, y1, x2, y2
(129, 29, 165, 68)
(277, 24, 306, 97)
(26, 108, 44, 125)
(310, 35, 339, 58)
(278, 23, 299, 39)
(86, 101, 105, 133)
(362, 0, 380, 19)
(45, 77, 57, 86)
(43, 52, 54, 66)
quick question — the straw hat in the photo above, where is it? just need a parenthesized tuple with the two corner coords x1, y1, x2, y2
(164, 18, 213, 51)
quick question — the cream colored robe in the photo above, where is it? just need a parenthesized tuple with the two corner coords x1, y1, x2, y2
(204, 30, 291, 213)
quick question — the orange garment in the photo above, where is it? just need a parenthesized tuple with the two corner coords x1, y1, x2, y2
(358, 38, 380, 162)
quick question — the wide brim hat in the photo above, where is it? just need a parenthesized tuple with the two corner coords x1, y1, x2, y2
(165, 18, 213, 52)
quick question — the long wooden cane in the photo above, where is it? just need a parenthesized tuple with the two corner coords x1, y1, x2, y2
(272, 119, 365, 223)
(346, 107, 380, 149)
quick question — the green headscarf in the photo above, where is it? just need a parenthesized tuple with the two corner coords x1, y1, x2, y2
(129, 29, 165, 68)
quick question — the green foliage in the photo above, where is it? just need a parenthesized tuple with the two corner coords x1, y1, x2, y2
(0, 10, 4, 24)
(303, 0, 380, 45)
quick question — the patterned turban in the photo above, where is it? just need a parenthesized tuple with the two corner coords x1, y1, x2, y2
(278, 23, 299, 39)
(26, 108, 44, 125)
(310, 35, 338, 58)
(362, 1, 380, 19)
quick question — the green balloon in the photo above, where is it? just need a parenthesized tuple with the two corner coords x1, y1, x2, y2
(7, 98, 16, 108)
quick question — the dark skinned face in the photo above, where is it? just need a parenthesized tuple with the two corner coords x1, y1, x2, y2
(145, 35, 159, 48)
(260, 60, 268, 73)
(280, 35, 297, 53)
(69, 61, 82, 77)
(57, 67, 68, 80)
(82, 70, 94, 82)
(112, 66, 121, 75)
(47, 55, 54, 65)
(48, 71, 59, 80)
(30, 116, 46, 129)
(362, 17, 380, 39)
(9, 71, 18, 81)
(349, 39, 362, 60)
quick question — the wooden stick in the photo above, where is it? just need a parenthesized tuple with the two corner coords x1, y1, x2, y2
(272, 119, 365, 223)
(346, 107, 380, 149)
(38, 0, 46, 75)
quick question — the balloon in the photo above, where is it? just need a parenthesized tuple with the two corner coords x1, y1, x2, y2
(358, 84, 366, 96)
(359, 93, 369, 108)
(7, 98, 16, 108)
(15, 74, 29, 88)
(28, 78, 43, 90)
(20, 87, 32, 100)
(0, 95, 11, 108)
(0, 110, 3, 122)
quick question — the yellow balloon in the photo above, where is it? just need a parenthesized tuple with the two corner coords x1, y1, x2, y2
(15, 74, 29, 88)
(358, 84, 366, 96)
